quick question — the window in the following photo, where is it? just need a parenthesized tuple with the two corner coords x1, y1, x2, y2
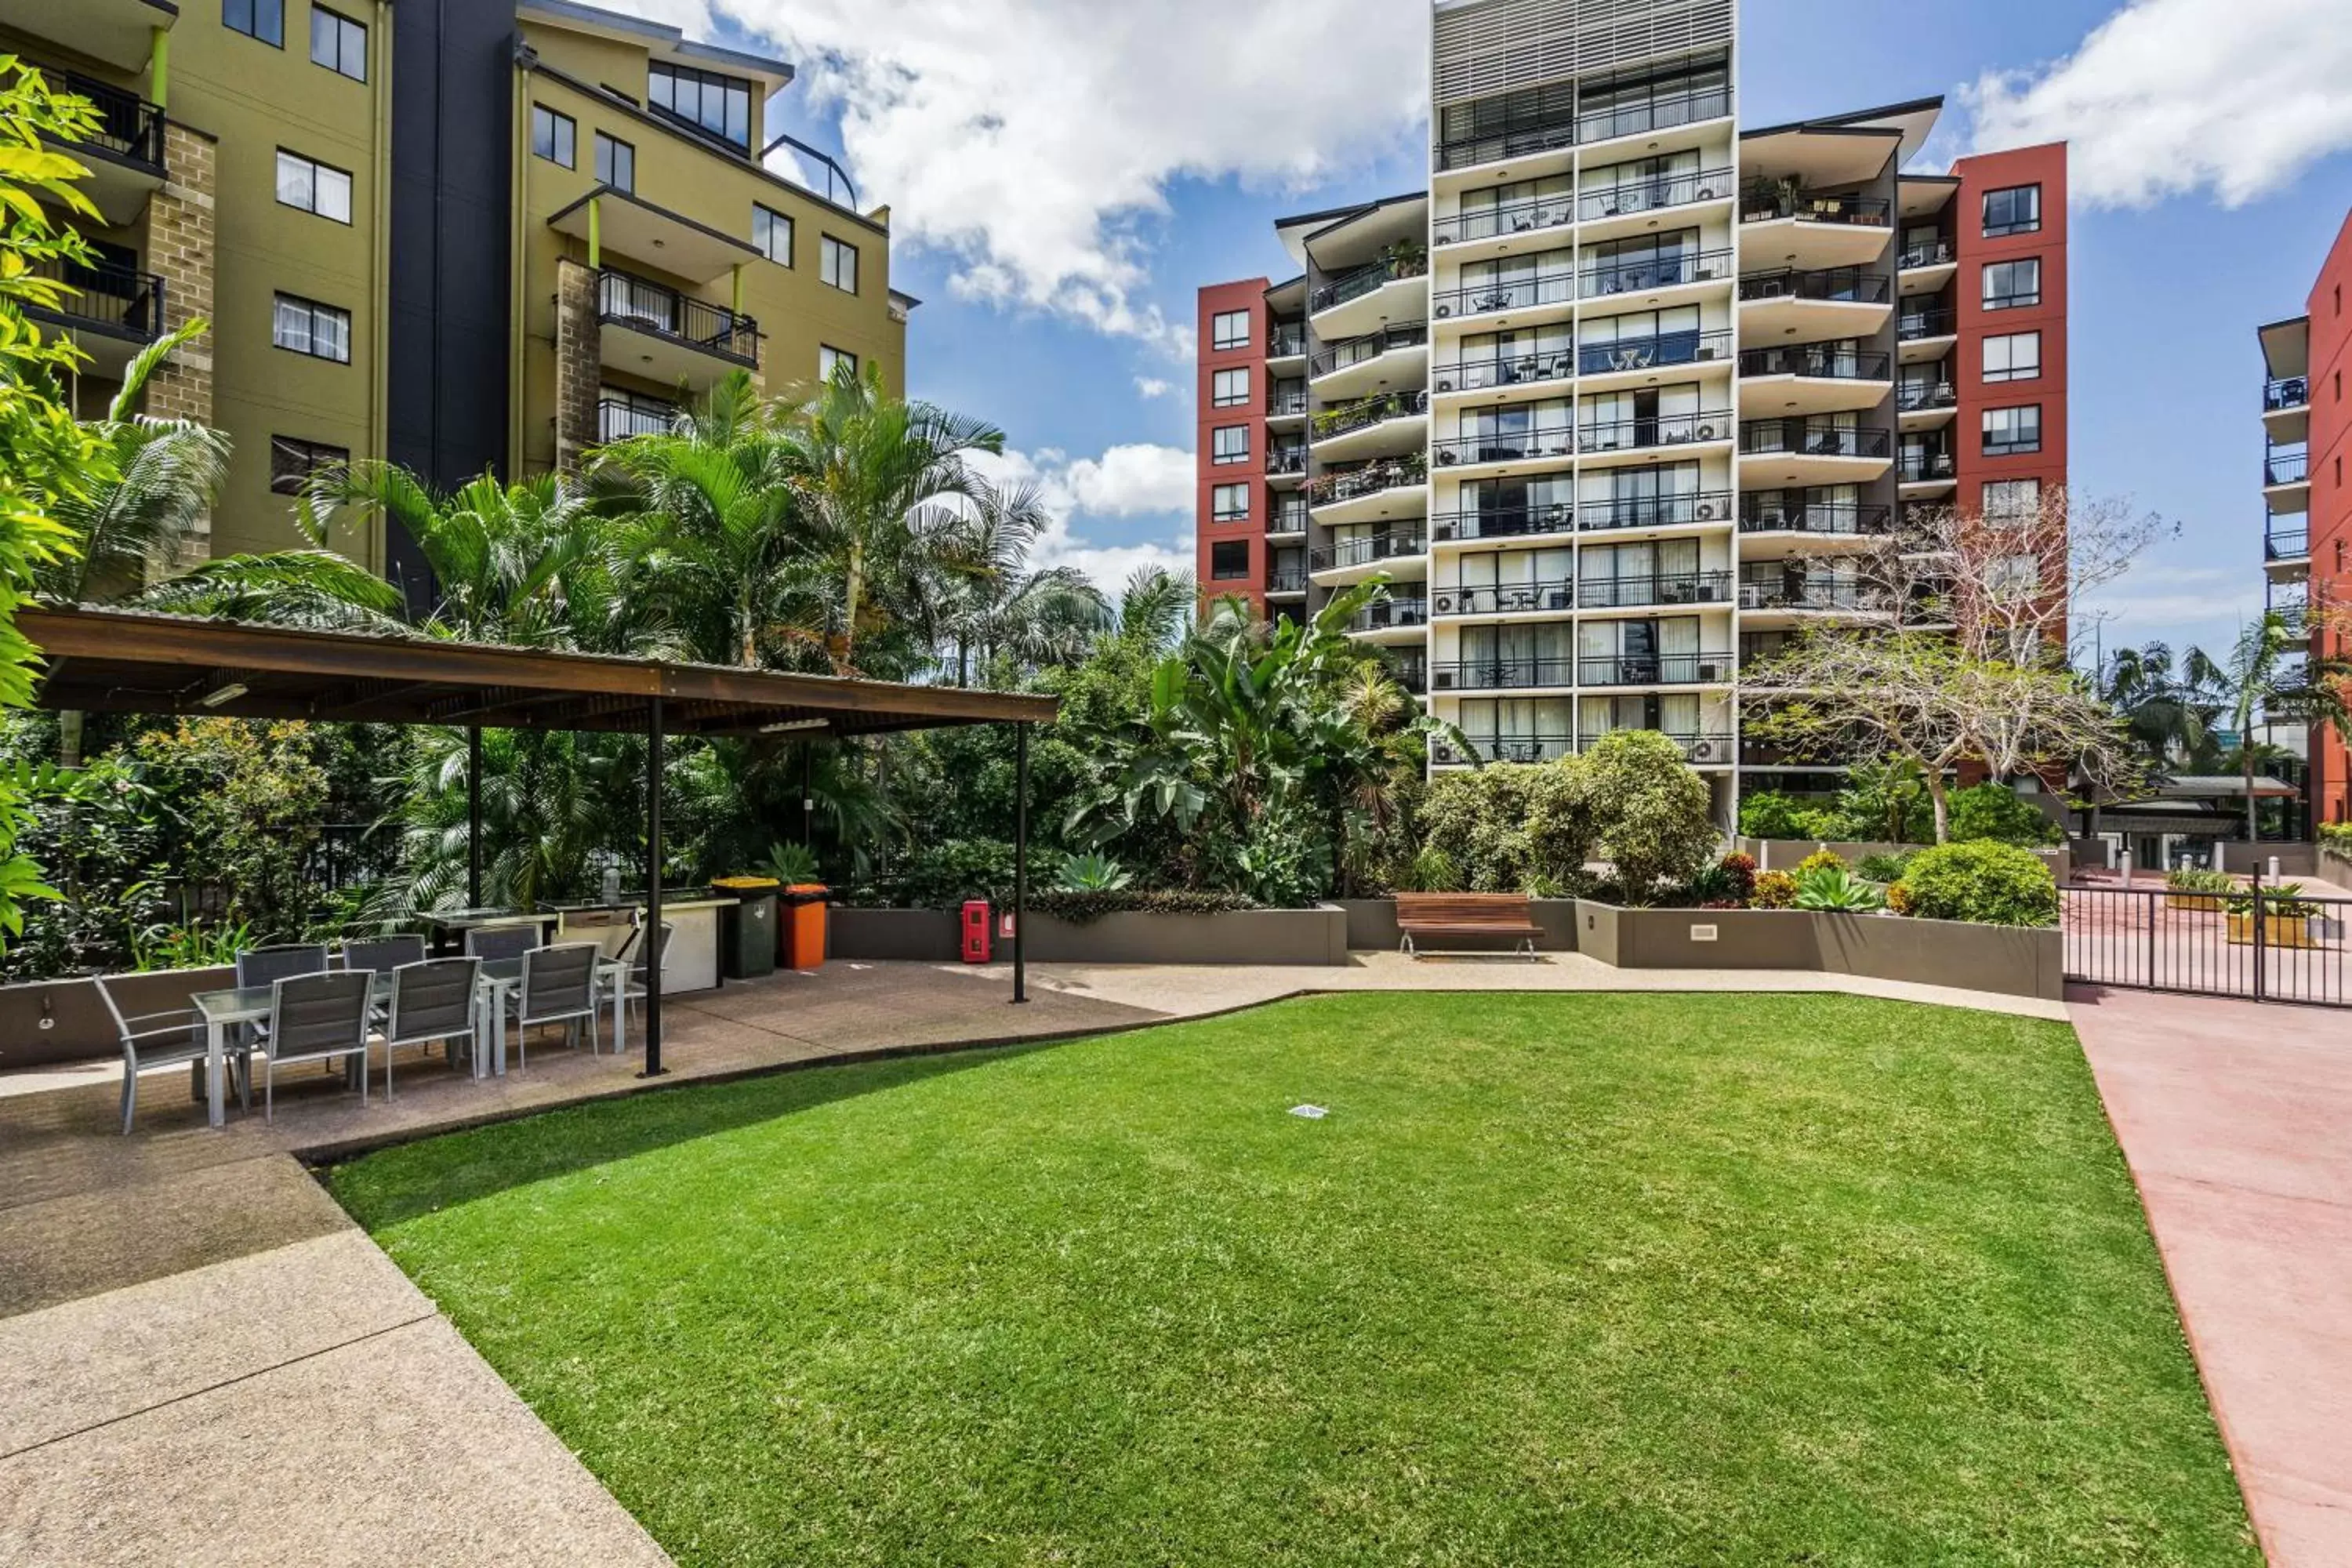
(1211, 310, 1250, 351)
(309, 6, 366, 80)
(1211, 425, 1250, 465)
(1211, 368, 1250, 408)
(274, 150, 351, 223)
(531, 105, 575, 169)
(819, 235, 858, 294)
(223, 0, 284, 47)
(272, 294, 350, 362)
(753, 205, 792, 265)
(1982, 405, 2042, 456)
(1212, 483, 1249, 522)
(593, 132, 634, 193)
(268, 435, 347, 495)
(818, 345, 858, 380)
(1982, 478, 2040, 524)
(1981, 183, 2041, 238)
(1988, 553, 2041, 593)
(648, 61, 752, 149)
(1982, 258, 2041, 310)
(1210, 540, 1250, 580)
(1981, 330, 2041, 383)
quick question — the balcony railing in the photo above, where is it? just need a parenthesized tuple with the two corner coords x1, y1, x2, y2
(1899, 238, 1955, 270)
(1577, 409, 1734, 454)
(1429, 503, 1574, 543)
(1350, 597, 1428, 632)
(1578, 329, 1733, 376)
(1308, 456, 1426, 506)
(1435, 734, 1576, 765)
(2270, 597, 2310, 633)
(1270, 503, 1309, 533)
(1312, 390, 1428, 441)
(1266, 445, 1309, 476)
(1897, 307, 1956, 340)
(1737, 267, 1892, 306)
(2265, 376, 2310, 412)
(1308, 322, 1427, 379)
(1584, 731, 1735, 764)
(1435, 113, 1579, 173)
(1738, 500, 1893, 536)
(1577, 570, 1733, 609)
(1432, 579, 1575, 616)
(47, 71, 166, 173)
(1429, 657, 1577, 691)
(1432, 349, 1574, 394)
(1896, 380, 1958, 412)
(1432, 273, 1576, 320)
(1740, 577, 1878, 612)
(1577, 84, 1733, 143)
(2267, 529, 2310, 561)
(1579, 653, 1735, 687)
(1390, 657, 1428, 695)
(1737, 422, 1892, 459)
(19, 256, 164, 341)
(1268, 388, 1308, 417)
(1432, 429, 1576, 467)
(1740, 191, 1892, 227)
(2267, 450, 2310, 486)
(1436, 193, 1574, 247)
(1310, 255, 1428, 315)
(596, 397, 677, 443)
(1581, 248, 1735, 300)
(1577, 166, 1735, 223)
(1266, 569, 1308, 594)
(1900, 448, 1957, 484)
(1577, 491, 1737, 532)
(1269, 324, 1306, 358)
(1310, 532, 1427, 572)
(1737, 345, 1892, 381)
(597, 269, 759, 364)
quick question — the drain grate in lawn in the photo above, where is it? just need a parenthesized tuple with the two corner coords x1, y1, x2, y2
(331, 993, 2257, 1566)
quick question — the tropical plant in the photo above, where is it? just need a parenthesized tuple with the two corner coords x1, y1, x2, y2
(1899, 840, 2060, 927)
(132, 718, 330, 941)
(131, 916, 252, 971)
(1055, 851, 1131, 892)
(1111, 564, 1198, 653)
(1836, 757, 1933, 844)
(759, 840, 822, 886)
(1751, 870, 1797, 909)
(1795, 848, 1848, 877)
(1855, 851, 1913, 884)
(1583, 730, 1719, 901)
(2165, 867, 2234, 895)
(1791, 864, 1886, 912)
(1944, 782, 2063, 847)
(1737, 789, 1847, 842)
(2101, 640, 2228, 772)
(931, 477, 1106, 681)
(0, 753, 166, 981)
(394, 724, 641, 913)
(2218, 610, 2352, 840)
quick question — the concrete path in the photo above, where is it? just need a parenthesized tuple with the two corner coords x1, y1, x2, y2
(2068, 984, 2352, 1568)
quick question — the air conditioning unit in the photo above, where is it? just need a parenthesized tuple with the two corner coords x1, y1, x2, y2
(1436, 377, 1455, 393)
(1695, 186, 1719, 201)
(1697, 342, 1722, 360)
(1694, 499, 1722, 521)
(1435, 669, 1457, 689)
(1695, 423, 1719, 441)
(1690, 739, 1724, 763)
(1697, 662, 1727, 682)
(1435, 303, 1453, 318)
(1546, 588, 1573, 610)
(1435, 593, 1457, 614)
(1436, 448, 1459, 466)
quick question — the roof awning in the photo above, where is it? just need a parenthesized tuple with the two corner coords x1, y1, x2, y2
(549, 187, 759, 285)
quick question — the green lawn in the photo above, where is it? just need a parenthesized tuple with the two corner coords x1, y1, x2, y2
(331, 993, 2256, 1566)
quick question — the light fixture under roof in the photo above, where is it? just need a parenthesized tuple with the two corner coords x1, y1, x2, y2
(760, 718, 829, 735)
(198, 681, 247, 709)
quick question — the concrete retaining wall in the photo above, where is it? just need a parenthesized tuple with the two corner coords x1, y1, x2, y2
(2217, 841, 2321, 877)
(1335, 898, 1579, 953)
(1571, 901, 2063, 1000)
(827, 906, 1352, 966)
(0, 964, 236, 1071)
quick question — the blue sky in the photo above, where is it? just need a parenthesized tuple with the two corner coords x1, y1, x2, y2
(701, 0, 2352, 663)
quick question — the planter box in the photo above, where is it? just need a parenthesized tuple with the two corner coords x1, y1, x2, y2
(2165, 892, 2229, 912)
(826, 906, 1351, 966)
(1573, 901, 2063, 1000)
(2225, 913, 2322, 950)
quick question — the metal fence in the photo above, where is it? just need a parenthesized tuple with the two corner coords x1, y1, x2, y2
(2062, 878, 2352, 1007)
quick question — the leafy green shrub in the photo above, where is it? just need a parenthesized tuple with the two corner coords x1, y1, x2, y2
(1795, 848, 1847, 877)
(1885, 880, 1916, 916)
(1791, 865, 1886, 912)
(1420, 762, 1588, 893)
(1055, 852, 1132, 892)
(1026, 888, 1258, 923)
(1900, 840, 2059, 927)
(2165, 868, 2234, 894)
(759, 841, 822, 885)
(1583, 731, 1718, 901)
(1856, 851, 1912, 884)
(1946, 783, 2063, 847)
(891, 837, 1018, 908)
(1681, 851, 1757, 908)
(1221, 797, 1333, 907)
(1396, 844, 1461, 892)
(2321, 822, 2352, 856)
(1751, 870, 1796, 909)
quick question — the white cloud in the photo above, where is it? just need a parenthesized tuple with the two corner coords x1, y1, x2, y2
(2078, 564, 2267, 650)
(1133, 376, 1174, 401)
(1965, 0, 2352, 207)
(968, 443, 1196, 593)
(692, 0, 1426, 347)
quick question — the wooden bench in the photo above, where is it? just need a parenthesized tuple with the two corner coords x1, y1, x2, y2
(1394, 893, 1544, 959)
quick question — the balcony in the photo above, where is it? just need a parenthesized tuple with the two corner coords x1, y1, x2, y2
(1310, 390, 1428, 461)
(1269, 324, 1307, 361)
(1432, 427, 1575, 472)
(1433, 735, 1575, 766)
(1265, 445, 1309, 480)
(2267, 448, 2310, 487)
(1738, 422, 1891, 459)
(1429, 657, 1576, 692)
(1435, 192, 1573, 250)
(1737, 267, 1891, 306)
(1348, 596, 1430, 636)
(1737, 343, 1892, 416)
(1431, 579, 1575, 616)
(16, 0, 174, 72)
(2266, 376, 2310, 412)
(1738, 344, 1891, 382)
(1739, 576, 1879, 614)
(1577, 570, 1733, 610)
(1309, 254, 1429, 337)
(2270, 595, 2311, 635)
(1434, 111, 1580, 176)
(1428, 503, 1574, 543)
(17, 256, 163, 378)
(1896, 380, 1958, 415)
(1580, 248, 1736, 305)
(1738, 499, 1893, 541)
(1577, 329, 1734, 386)
(1265, 569, 1308, 596)
(1577, 491, 1736, 533)
(1389, 655, 1428, 695)
(1899, 238, 1955, 270)
(1432, 272, 1577, 326)
(1579, 653, 1734, 687)
(1577, 408, 1734, 458)
(42, 71, 166, 224)
(596, 396, 677, 443)
(1576, 166, 1736, 236)
(1583, 731, 1735, 766)
(1308, 456, 1427, 523)
(1309, 531, 1428, 577)
(2266, 528, 2310, 582)
(1577, 85, 1733, 148)
(1432, 348, 1575, 397)
(1899, 448, 1957, 488)
(1737, 268, 1892, 348)
(1267, 387, 1308, 419)
(1739, 191, 1893, 269)
(1308, 322, 1428, 399)
(1269, 502, 1310, 535)
(596, 269, 759, 389)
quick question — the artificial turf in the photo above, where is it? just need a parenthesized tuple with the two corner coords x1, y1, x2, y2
(331, 992, 2256, 1566)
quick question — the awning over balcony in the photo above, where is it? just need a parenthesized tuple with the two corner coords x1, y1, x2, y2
(12, 0, 174, 72)
(549, 185, 759, 285)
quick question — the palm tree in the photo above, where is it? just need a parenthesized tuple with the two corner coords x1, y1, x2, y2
(2220, 611, 2352, 838)
(2101, 640, 2227, 774)
(1111, 564, 1197, 652)
(932, 478, 1106, 682)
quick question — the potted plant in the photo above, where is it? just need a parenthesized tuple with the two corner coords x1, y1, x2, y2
(2164, 866, 2234, 912)
(2223, 883, 2325, 949)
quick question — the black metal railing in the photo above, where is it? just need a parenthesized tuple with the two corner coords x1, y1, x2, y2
(1429, 504, 1575, 543)
(597, 270, 759, 363)
(1310, 532, 1427, 572)
(1738, 422, 1892, 459)
(1739, 500, 1893, 536)
(1308, 456, 1425, 506)
(1432, 272, 1576, 320)
(49, 71, 166, 172)
(1432, 429, 1576, 467)
(1897, 380, 1958, 412)
(1266, 569, 1308, 593)
(1271, 503, 1309, 532)
(596, 397, 677, 443)
(1579, 653, 1734, 686)
(1577, 409, 1734, 454)
(1349, 597, 1428, 632)
(1435, 115, 1579, 172)
(1312, 390, 1428, 441)
(1429, 657, 1577, 691)
(2265, 376, 2310, 412)
(1310, 255, 1428, 314)
(1577, 491, 1736, 532)
(1740, 191, 1891, 227)
(1740, 576, 1878, 612)
(1738, 344, 1892, 381)
(1268, 387, 1308, 417)
(1432, 580, 1574, 616)
(1583, 731, 1734, 764)
(2271, 597, 2310, 633)
(1432, 349, 1574, 394)
(2061, 880, 2352, 1008)
(2267, 529, 2310, 561)
(1434, 734, 1577, 764)
(2267, 450, 2310, 486)
(1737, 267, 1892, 306)
(1899, 238, 1955, 270)
(1269, 324, 1306, 358)
(1578, 329, 1733, 376)
(1897, 306, 1956, 340)
(19, 255, 163, 340)
(1900, 448, 1957, 483)
(1436, 193, 1574, 247)
(1266, 445, 1309, 476)
(1577, 166, 1736, 223)
(1390, 656, 1428, 695)
(1581, 247, 1735, 299)
(1578, 85, 1733, 143)
(1578, 570, 1733, 608)
(1308, 321, 1427, 379)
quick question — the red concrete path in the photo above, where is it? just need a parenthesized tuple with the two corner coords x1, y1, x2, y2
(2067, 985, 2352, 1566)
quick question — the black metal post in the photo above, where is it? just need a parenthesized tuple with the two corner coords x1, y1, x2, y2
(1011, 720, 1028, 1004)
(466, 724, 483, 908)
(2251, 866, 2266, 1004)
(641, 696, 667, 1076)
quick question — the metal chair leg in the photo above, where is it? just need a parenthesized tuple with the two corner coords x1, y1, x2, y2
(120, 1062, 135, 1136)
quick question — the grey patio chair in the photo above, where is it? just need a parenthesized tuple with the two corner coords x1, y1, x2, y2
(464, 924, 541, 962)
(234, 942, 331, 1057)
(342, 935, 426, 974)
(96, 976, 238, 1135)
(381, 957, 480, 1098)
(610, 922, 673, 1035)
(254, 969, 375, 1122)
(499, 942, 601, 1066)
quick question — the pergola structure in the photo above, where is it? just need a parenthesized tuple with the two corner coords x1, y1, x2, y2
(22, 604, 1059, 1071)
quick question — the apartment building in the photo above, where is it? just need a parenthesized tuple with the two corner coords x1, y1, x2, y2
(2257, 208, 2352, 827)
(1193, 0, 2067, 822)
(7, 0, 908, 590)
